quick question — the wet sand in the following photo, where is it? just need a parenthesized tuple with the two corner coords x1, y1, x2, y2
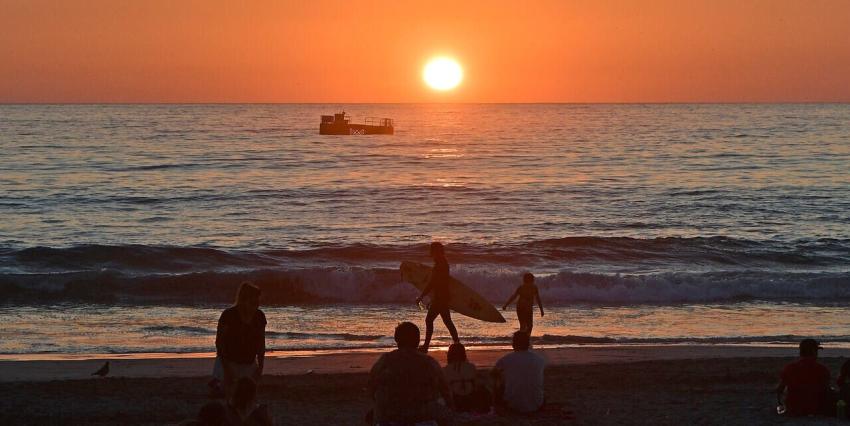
(1, 346, 848, 425)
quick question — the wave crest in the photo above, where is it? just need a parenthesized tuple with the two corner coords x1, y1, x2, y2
(2, 267, 849, 305)
(3, 237, 849, 273)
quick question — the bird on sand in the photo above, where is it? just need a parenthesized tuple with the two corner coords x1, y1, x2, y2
(91, 361, 109, 377)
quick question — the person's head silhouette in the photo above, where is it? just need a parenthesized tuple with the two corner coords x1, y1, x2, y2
(512, 331, 530, 351)
(447, 343, 467, 365)
(799, 338, 822, 358)
(430, 242, 445, 258)
(235, 281, 261, 312)
(523, 272, 534, 285)
(394, 321, 420, 350)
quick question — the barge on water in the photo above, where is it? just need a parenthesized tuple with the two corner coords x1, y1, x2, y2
(320, 112, 394, 135)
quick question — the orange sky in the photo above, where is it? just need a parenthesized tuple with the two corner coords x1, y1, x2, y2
(2, 0, 849, 103)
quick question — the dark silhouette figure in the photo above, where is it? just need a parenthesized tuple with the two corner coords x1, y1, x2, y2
(444, 343, 491, 413)
(225, 377, 272, 426)
(776, 339, 833, 417)
(492, 331, 545, 414)
(503, 272, 544, 334)
(180, 401, 226, 426)
(415, 242, 460, 352)
(216, 282, 266, 397)
(91, 361, 109, 377)
(197, 401, 226, 426)
(838, 360, 850, 404)
(369, 321, 453, 425)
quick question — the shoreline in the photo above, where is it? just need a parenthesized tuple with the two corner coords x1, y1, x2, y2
(2, 351, 849, 425)
(0, 341, 831, 362)
(3, 344, 849, 383)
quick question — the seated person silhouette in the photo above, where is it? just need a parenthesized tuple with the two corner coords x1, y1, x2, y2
(838, 360, 850, 404)
(225, 377, 272, 426)
(369, 321, 454, 425)
(443, 343, 490, 413)
(180, 401, 226, 426)
(492, 331, 545, 415)
(776, 338, 833, 417)
(216, 282, 266, 397)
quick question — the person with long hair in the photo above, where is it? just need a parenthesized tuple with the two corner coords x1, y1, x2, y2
(444, 343, 490, 413)
(215, 282, 266, 397)
(502, 272, 544, 334)
(415, 242, 460, 352)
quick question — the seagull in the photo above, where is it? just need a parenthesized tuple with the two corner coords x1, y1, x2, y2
(91, 361, 109, 377)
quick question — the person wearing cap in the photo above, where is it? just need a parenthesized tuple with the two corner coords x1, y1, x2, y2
(776, 338, 833, 416)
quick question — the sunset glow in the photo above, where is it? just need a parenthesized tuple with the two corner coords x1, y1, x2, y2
(423, 57, 463, 91)
(3, 0, 850, 423)
(2, 0, 849, 102)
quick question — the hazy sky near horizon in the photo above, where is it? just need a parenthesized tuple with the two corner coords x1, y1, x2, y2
(2, 0, 849, 103)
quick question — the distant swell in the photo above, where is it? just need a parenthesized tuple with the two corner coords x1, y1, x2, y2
(1, 237, 849, 305)
(4, 237, 850, 273)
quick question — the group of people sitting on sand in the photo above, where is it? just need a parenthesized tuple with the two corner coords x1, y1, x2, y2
(776, 338, 850, 419)
(187, 317, 548, 426)
(177, 240, 850, 424)
(366, 323, 550, 425)
(183, 377, 272, 426)
(375, 241, 551, 423)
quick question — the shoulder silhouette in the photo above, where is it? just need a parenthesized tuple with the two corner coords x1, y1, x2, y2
(91, 361, 109, 377)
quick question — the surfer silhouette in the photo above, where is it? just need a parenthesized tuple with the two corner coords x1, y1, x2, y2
(415, 242, 460, 352)
(503, 272, 544, 334)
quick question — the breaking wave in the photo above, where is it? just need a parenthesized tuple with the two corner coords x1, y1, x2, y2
(4, 236, 849, 272)
(1, 237, 848, 305)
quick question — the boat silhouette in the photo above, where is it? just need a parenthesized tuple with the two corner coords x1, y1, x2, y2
(319, 111, 394, 135)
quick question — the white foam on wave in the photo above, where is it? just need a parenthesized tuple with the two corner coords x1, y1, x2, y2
(451, 268, 850, 304)
(3, 263, 849, 305)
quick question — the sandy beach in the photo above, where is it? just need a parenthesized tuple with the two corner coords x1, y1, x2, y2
(2, 345, 849, 425)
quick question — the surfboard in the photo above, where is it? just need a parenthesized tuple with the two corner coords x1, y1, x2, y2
(400, 261, 506, 323)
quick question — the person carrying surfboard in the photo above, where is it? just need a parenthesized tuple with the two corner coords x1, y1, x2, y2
(503, 272, 544, 334)
(415, 242, 460, 352)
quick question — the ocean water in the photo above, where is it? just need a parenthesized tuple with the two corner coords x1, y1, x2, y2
(1, 104, 849, 356)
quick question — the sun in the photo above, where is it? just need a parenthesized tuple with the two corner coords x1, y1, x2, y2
(423, 57, 463, 91)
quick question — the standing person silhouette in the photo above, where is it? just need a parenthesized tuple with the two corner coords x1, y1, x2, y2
(215, 282, 266, 397)
(415, 242, 460, 352)
(503, 272, 544, 334)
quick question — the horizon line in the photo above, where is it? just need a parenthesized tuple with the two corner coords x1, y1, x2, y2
(2, 101, 850, 106)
